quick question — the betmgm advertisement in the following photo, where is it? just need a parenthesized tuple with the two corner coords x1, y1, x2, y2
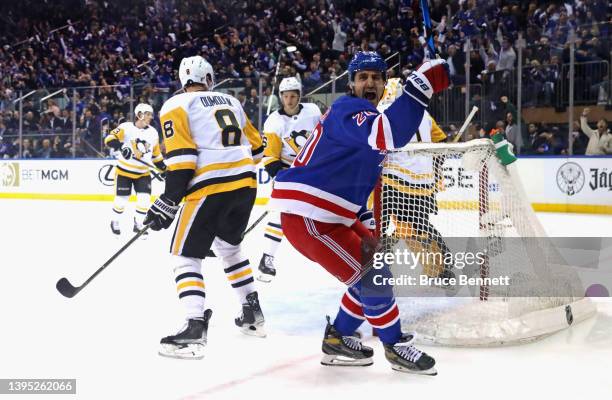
(0, 159, 273, 202)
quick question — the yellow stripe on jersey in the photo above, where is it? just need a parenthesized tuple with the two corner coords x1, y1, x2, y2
(116, 168, 149, 180)
(161, 107, 196, 159)
(185, 177, 256, 201)
(172, 200, 200, 255)
(431, 117, 446, 142)
(168, 162, 198, 172)
(382, 176, 436, 196)
(244, 118, 263, 157)
(385, 164, 434, 180)
(118, 159, 149, 172)
(152, 142, 163, 162)
(105, 127, 125, 144)
(193, 158, 254, 178)
(263, 131, 282, 159)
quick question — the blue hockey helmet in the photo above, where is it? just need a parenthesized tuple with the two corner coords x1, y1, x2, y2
(347, 51, 387, 84)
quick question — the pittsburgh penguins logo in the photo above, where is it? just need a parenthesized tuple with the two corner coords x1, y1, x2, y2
(132, 138, 151, 159)
(284, 129, 310, 153)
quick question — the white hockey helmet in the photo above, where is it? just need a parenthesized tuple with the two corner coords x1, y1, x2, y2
(134, 103, 154, 120)
(179, 56, 215, 88)
(278, 77, 302, 96)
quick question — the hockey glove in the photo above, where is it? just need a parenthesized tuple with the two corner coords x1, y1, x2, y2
(144, 194, 180, 231)
(358, 209, 376, 233)
(404, 59, 450, 106)
(121, 146, 133, 159)
(264, 160, 284, 178)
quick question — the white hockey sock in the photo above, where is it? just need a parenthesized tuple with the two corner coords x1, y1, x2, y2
(172, 255, 205, 320)
(213, 238, 256, 304)
(263, 221, 283, 256)
(134, 192, 150, 226)
(112, 195, 128, 221)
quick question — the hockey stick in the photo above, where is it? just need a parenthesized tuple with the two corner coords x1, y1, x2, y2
(241, 211, 269, 239)
(131, 157, 165, 181)
(419, 0, 437, 58)
(56, 225, 151, 298)
(452, 106, 479, 143)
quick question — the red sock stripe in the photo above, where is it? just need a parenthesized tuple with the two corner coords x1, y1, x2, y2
(341, 293, 364, 317)
(365, 304, 399, 328)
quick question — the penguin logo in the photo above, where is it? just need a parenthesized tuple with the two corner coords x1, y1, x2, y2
(284, 129, 310, 153)
(133, 138, 151, 159)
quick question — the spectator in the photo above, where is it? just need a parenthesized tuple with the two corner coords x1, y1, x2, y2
(51, 135, 69, 158)
(36, 138, 53, 158)
(446, 44, 466, 85)
(504, 112, 523, 154)
(489, 121, 505, 138)
(21, 138, 34, 159)
(580, 108, 612, 155)
(263, 87, 279, 113)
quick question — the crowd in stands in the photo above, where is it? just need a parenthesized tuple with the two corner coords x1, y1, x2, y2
(0, 0, 610, 159)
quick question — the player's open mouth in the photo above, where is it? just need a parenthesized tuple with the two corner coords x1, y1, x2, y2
(364, 91, 377, 101)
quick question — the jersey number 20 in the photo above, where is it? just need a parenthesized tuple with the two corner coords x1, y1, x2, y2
(294, 123, 322, 167)
(215, 109, 242, 147)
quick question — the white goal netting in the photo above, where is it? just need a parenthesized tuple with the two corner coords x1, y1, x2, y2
(374, 139, 596, 346)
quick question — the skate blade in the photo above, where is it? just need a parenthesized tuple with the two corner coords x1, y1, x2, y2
(391, 365, 437, 376)
(256, 273, 273, 283)
(240, 323, 267, 338)
(158, 343, 205, 360)
(321, 354, 373, 367)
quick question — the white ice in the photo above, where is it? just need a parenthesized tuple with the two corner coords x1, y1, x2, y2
(0, 200, 611, 400)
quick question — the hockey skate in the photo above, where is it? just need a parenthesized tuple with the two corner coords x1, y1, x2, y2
(110, 221, 120, 236)
(383, 333, 437, 375)
(159, 309, 212, 360)
(257, 254, 276, 283)
(133, 218, 149, 239)
(321, 316, 373, 367)
(235, 291, 266, 338)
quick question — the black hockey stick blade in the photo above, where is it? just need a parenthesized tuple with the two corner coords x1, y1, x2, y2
(56, 225, 150, 299)
(56, 277, 79, 298)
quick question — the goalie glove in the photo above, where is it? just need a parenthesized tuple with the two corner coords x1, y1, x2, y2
(404, 59, 450, 106)
(144, 194, 180, 231)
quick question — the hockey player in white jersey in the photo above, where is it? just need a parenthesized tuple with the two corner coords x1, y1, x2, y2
(144, 56, 266, 359)
(104, 103, 165, 239)
(258, 77, 321, 282)
(378, 78, 454, 282)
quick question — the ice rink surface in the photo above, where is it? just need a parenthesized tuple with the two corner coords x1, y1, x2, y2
(0, 199, 611, 400)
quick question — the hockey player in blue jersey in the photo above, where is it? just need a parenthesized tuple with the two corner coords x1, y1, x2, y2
(269, 51, 450, 375)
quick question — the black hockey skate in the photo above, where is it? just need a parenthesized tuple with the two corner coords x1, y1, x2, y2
(110, 221, 120, 235)
(321, 316, 373, 367)
(383, 333, 437, 375)
(257, 254, 276, 283)
(235, 291, 266, 338)
(159, 309, 212, 360)
(133, 218, 148, 239)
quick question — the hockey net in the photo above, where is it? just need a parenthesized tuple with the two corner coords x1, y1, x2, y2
(373, 139, 596, 346)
